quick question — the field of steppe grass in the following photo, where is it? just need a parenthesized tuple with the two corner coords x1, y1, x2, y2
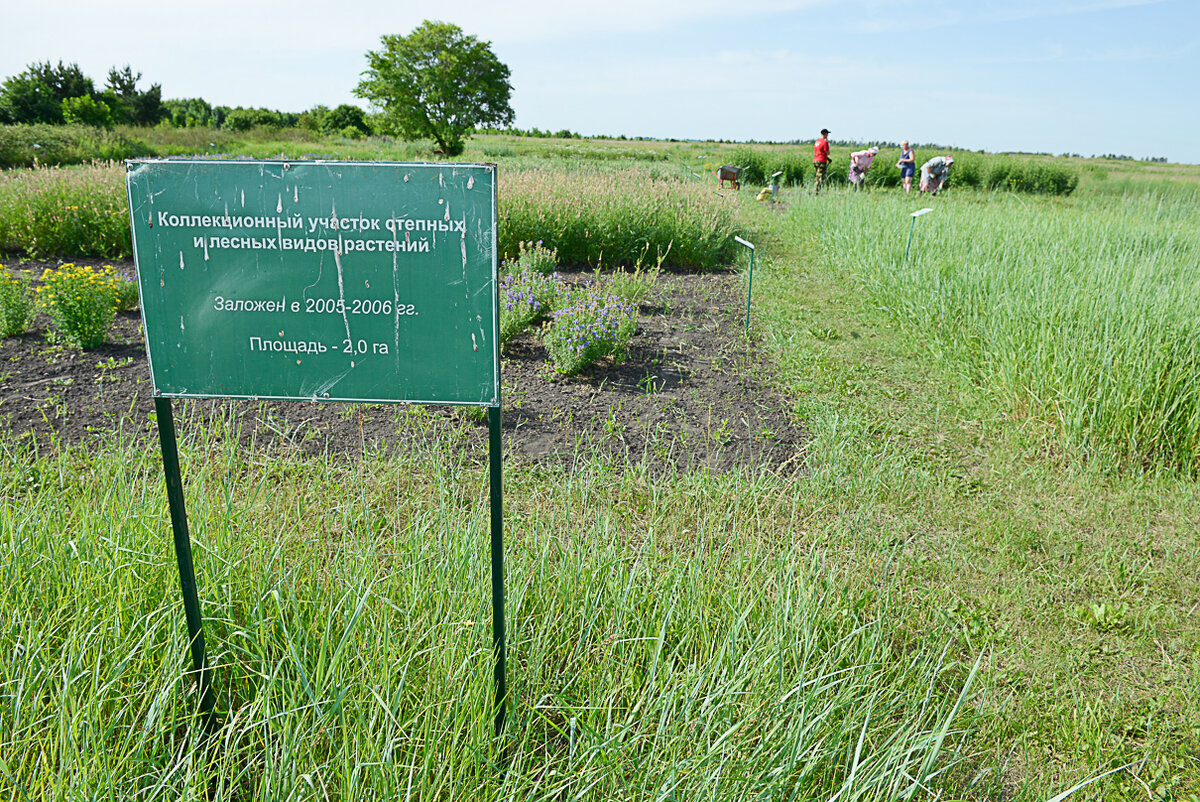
(819, 189, 1200, 473)
(3, 134, 1200, 798)
(743, 183, 1200, 799)
(0, 160, 735, 268)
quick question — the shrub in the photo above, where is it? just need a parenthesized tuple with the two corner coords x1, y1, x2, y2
(0, 269, 33, 337)
(499, 267, 562, 344)
(34, 263, 121, 348)
(542, 284, 637, 374)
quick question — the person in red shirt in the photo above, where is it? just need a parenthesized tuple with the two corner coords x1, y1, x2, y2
(813, 128, 831, 194)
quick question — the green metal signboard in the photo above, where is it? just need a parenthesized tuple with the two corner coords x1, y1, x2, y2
(126, 160, 498, 405)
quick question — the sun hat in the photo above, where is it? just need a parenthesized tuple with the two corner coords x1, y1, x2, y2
(945, 155, 955, 163)
(869, 147, 879, 154)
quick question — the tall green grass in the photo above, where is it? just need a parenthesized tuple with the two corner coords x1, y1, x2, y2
(802, 190, 1200, 473)
(0, 426, 980, 799)
(499, 169, 737, 269)
(0, 161, 130, 257)
(0, 161, 736, 268)
(0, 124, 155, 169)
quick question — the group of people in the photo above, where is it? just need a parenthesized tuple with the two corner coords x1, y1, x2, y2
(812, 128, 954, 195)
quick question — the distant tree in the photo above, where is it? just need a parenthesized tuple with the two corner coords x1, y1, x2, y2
(61, 95, 114, 128)
(102, 65, 166, 126)
(355, 21, 514, 156)
(164, 97, 215, 127)
(322, 103, 370, 136)
(299, 104, 330, 132)
(0, 61, 95, 124)
(221, 107, 291, 131)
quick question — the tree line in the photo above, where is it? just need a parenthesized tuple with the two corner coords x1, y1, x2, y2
(2, 21, 518, 155)
(0, 61, 373, 138)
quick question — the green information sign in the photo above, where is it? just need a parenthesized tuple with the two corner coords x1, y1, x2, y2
(126, 160, 499, 405)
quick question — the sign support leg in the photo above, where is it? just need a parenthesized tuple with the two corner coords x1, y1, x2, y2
(488, 405, 508, 739)
(154, 396, 217, 734)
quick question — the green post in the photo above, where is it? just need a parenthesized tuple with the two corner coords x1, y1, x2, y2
(488, 404, 507, 738)
(154, 396, 217, 734)
(735, 236, 755, 334)
(904, 207, 934, 268)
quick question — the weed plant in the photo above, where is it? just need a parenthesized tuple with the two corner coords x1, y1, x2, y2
(606, 262, 661, 308)
(34, 263, 122, 347)
(0, 161, 736, 270)
(503, 240, 558, 275)
(0, 162, 130, 257)
(542, 283, 637, 374)
(0, 268, 33, 337)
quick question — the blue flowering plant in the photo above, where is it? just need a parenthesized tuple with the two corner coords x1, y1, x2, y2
(542, 286, 637, 375)
(499, 267, 563, 344)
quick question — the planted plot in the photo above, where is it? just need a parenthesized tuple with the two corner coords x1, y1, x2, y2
(817, 190, 1200, 472)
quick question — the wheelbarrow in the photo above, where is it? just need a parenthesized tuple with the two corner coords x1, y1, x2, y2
(715, 164, 743, 190)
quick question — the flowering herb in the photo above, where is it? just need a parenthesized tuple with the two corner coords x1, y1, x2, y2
(500, 267, 563, 344)
(34, 263, 122, 348)
(542, 284, 637, 375)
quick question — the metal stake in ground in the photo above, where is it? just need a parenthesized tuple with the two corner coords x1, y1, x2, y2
(904, 207, 934, 267)
(153, 396, 218, 735)
(735, 236, 756, 335)
(488, 404, 508, 739)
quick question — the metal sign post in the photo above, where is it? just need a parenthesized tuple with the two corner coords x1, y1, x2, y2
(904, 207, 934, 267)
(153, 395, 217, 734)
(734, 236, 756, 334)
(488, 405, 507, 737)
(127, 160, 507, 739)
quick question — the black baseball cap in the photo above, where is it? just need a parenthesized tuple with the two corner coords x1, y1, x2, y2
(820, 128, 830, 135)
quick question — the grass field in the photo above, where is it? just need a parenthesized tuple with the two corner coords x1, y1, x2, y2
(2, 131, 1198, 799)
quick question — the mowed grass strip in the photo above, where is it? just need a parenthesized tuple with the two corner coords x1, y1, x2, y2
(746, 186, 1200, 799)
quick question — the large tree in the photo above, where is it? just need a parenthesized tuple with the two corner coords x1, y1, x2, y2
(355, 21, 513, 156)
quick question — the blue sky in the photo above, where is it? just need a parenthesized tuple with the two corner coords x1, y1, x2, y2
(4, 0, 1196, 161)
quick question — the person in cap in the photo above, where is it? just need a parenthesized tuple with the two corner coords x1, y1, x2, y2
(848, 146, 880, 189)
(897, 141, 916, 193)
(813, 128, 831, 194)
(919, 154, 955, 195)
